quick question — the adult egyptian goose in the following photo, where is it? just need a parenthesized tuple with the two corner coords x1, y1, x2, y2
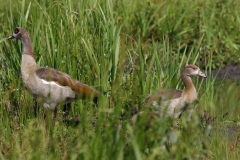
(8, 27, 99, 116)
(142, 65, 207, 118)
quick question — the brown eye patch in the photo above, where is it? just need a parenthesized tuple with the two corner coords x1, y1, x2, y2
(14, 28, 19, 34)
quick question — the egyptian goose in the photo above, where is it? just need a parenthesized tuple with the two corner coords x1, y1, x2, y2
(141, 65, 207, 118)
(8, 27, 99, 117)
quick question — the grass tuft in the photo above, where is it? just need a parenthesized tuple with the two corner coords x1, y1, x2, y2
(0, 0, 240, 159)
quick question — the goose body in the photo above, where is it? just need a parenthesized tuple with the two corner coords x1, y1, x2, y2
(20, 54, 77, 109)
(144, 65, 207, 118)
(8, 27, 99, 113)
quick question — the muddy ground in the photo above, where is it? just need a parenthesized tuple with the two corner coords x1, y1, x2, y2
(212, 65, 240, 79)
(210, 65, 240, 141)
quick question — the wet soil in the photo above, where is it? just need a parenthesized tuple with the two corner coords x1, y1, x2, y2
(211, 65, 240, 79)
(208, 125, 240, 142)
(209, 65, 240, 141)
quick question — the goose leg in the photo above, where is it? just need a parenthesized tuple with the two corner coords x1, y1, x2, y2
(131, 106, 137, 118)
(53, 107, 58, 119)
(63, 103, 71, 122)
(33, 98, 39, 117)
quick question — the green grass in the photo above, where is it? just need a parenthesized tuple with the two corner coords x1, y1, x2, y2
(0, 0, 240, 159)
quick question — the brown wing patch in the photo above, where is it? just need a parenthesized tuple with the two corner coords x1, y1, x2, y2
(144, 89, 183, 107)
(36, 67, 99, 98)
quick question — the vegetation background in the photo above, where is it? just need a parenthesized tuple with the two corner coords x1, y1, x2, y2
(0, 0, 240, 159)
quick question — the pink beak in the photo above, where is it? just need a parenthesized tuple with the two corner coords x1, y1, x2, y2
(198, 71, 207, 78)
(8, 35, 13, 40)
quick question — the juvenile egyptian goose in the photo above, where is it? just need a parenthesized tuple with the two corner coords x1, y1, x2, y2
(8, 27, 99, 116)
(142, 65, 207, 118)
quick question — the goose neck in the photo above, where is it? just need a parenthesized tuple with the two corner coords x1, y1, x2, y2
(21, 35, 34, 58)
(181, 74, 196, 92)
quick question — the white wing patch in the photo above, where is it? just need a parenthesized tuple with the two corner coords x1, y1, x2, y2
(41, 79, 64, 88)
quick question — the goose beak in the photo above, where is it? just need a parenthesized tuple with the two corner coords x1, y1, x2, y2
(8, 35, 13, 40)
(198, 71, 207, 78)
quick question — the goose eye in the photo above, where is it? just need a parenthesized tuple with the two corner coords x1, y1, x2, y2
(14, 28, 19, 34)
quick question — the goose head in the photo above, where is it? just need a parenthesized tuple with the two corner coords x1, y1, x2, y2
(8, 27, 30, 41)
(182, 65, 207, 78)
